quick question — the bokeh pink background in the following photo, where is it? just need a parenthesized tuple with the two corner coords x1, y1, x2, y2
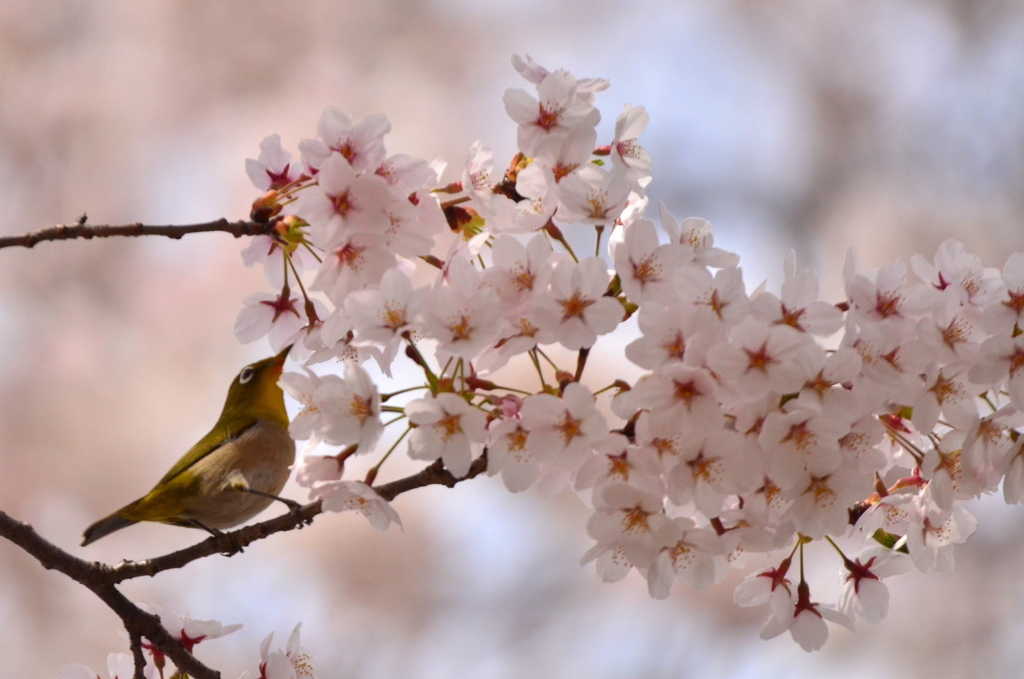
(2, 2, 1024, 677)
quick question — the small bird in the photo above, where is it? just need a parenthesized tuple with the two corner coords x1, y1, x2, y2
(82, 346, 296, 546)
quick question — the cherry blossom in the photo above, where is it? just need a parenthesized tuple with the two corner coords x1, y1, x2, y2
(295, 153, 391, 246)
(751, 251, 844, 336)
(556, 164, 632, 225)
(706, 318, 806, 402)
(520, 382, 608, 493)
(983, 251, 1024, 334)
(313, 480, 401, 531)
(257, 622, 318, 679)
(837, 546, 912, 624)
(310, 229, 396, 303)
(235, 290, 308, 352)
(658, 204, 739, 268)
(586, 482, 670, 569)
(420, 257, 507, 361)
(610, 103, 652, 180)
(311, 362, 382, 452)
(624, 303, 711, 370)
(910, 239, 1004, 322)
(216, 58, 1024, 656)
(155, 607, 242, 653)
(608, 216, 684, 305)
(646, 518, 729, 596)
(675, 265, 750, 332)
(299, 107, 390, 173)
(532, 256, 623, 350)
(405, 392, 488, 477)
(487, 417, 538, 493)
(375, 153, 430, 196)
(246, 134, 300, 191)
(898, 494, 978, 573)
(504, 68, 600, 159)
(574, 433, 664, 497)
(344, 267, 426, 375)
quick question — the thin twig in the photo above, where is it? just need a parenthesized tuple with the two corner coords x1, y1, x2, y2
(128, 629, 147, 679)
(0, 219, 269, 250)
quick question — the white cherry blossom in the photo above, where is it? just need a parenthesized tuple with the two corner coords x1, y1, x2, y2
(659, 203, 739, 268)
(314, 481, 401, 532)
(504, 69, 600, 159)
(837, 546, 912, 625)
(520, 382, 608, 493)
(706, 318, 807, 402)
(646, 518, 728, 597)
(295, 153, 391, 245)
(556, 164, 632, 225)
(300, 107, 390, 173)
(312, 362, 382, 452)
(345, 267, 426, 375)
(983, 251, 1024, 334)
(610, 103, 652, 180)
(751, 251, 844, 336)
(246, 134, 300, 191)
(405, 392, 488, 477)
(532, 256, 623, 350)
(235, 290, 308, 352)
(609, 217, 684, 305)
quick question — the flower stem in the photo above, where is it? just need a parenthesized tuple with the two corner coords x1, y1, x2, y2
(365, 426, 412, 485)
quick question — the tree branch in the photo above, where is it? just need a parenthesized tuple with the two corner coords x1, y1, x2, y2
(0, 452, 490, 677)
(128, 630, 146, 679)
(374, 452, 489, 502)
(0, 511, 220, 679)
(110, 452, 490, 581)
(0, 219, 270, 250)
(108, 501, 324, 582)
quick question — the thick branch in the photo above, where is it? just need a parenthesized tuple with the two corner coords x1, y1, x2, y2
(110, 452, 490, 581)
(0, 453, 490, 677)
(0, 511, 220, 679)
(108, 501, 324, 582)
(0, 219, 269, 250)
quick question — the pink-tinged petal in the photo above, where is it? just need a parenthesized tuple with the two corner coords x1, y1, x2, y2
(503, 88, 540, 125)
(790, 610, 829, 652)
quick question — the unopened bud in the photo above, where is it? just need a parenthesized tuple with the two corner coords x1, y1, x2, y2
(251, 190, 283, 223)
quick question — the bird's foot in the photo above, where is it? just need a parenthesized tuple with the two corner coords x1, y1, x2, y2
(189, 520, 243, 555)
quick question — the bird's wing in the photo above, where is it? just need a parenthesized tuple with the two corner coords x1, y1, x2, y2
(155, 417, 258, 486)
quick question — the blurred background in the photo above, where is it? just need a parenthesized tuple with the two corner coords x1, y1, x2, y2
(2, 1, 1024, 677)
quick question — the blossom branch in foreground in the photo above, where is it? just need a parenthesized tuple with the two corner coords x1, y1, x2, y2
(0, 453, 488, 675)
(0, 218, 270, 251)
(0, 511, 219, 679)
(107, 453, 487, 582)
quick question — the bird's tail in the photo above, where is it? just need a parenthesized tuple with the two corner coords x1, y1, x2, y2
(81, 512, 137, 546)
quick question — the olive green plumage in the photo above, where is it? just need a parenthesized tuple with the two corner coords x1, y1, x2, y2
(82, 347, 295, 546)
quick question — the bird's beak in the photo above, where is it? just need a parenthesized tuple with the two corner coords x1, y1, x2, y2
(270, 344, 293, 373)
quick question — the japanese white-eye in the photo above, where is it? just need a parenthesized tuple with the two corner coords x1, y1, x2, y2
(82, 346, 295, 546)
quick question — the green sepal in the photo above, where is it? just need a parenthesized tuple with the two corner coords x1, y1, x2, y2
(871, 529, 909, 554)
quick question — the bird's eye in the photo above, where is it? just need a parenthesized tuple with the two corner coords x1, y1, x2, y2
(239, 367, 255, 384)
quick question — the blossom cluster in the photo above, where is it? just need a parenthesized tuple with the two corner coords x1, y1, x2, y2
(58, 608, 315, 679)
(231, 54, 1024, 651)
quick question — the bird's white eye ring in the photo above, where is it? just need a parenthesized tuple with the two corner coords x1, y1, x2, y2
(239, 367, 255, 384)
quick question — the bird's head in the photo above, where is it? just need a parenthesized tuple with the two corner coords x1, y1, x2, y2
(221, 345, 292, 426)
